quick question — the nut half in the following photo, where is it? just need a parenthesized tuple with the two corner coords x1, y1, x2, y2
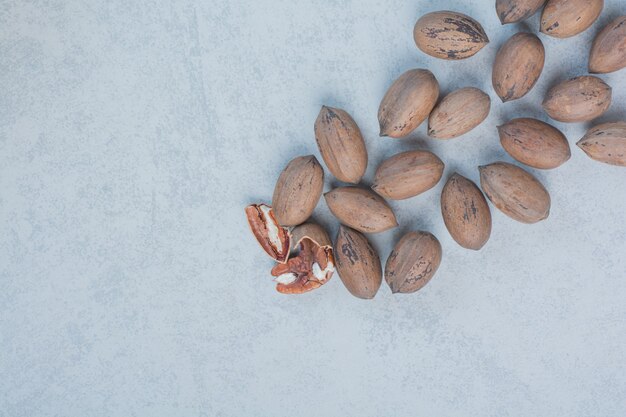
(245, 203, 291, 263)
(271, 237, 334, 294)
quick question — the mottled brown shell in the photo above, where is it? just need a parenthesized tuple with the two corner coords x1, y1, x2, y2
(324, 187, 398, 234)
(378, 69, 439, 138)
(577, 122, 626, 166)
(272, 155, 324, 227)
(589, 15, 626, 74)
(541, 0, 603, 38)
(314, 106, 367, 184)
(385, 231, 442, 294)
(542, 76, 612, 123)
(498, 118, 571, 169)
(496, 0, 547, 24)
(372, 150, 444, 200)
(492, 32, 545, 102)
(440, 174, 492, 250)
(428, 87, 491, 139)
(479, 162, 551, 224)
(334, 226, 382, 299)
(413, 11, 489, 60)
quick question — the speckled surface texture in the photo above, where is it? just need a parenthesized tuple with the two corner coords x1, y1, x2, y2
(1, 1, 625, 416)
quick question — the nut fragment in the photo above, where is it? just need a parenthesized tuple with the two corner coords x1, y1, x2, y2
(440, 173, 491, 250)
(589, 15, 626, 74)
(492, 32, 545, 102)
(324, 187, 398, 234)
(413, 11, 489, 60)
(372, 150, 444, 200)
(245, 203, 291, 263)
(314, 106, 368, 184)
(577, 122, 626, 166)
(496, 0, 546, 24)
(272, 155, 324, 226)
(541, 0, 603, 38)
(479, 162, 551, 224)
(271, 237, 334, 294)
(498, 118, 571, 169)
(542, 76, 612, 123)
(378, 69, 439, 138)
(335, 226, 382, 299)
(428, 87, 491, 139)
(385, 231, 442, 294)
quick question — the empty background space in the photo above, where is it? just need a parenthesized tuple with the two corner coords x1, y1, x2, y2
(1, 0, 625, 416)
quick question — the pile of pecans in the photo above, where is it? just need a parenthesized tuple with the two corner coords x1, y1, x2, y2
(246, 0, 626, 298)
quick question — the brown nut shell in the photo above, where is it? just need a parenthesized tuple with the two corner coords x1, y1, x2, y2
(271, 237, 334, 294)
(324, 187, 398, 234)
(334, 226, 382, 299)
(245, 203, 291, 263)
(577, 122, 626, 166)
(440, 173, 492, 250)
(385, 231, 442, 294)
(589, 16, 626, 74)
(272, 155, 324, 227)
(496, 0, 547, 24)
(542, 76, 612, 123)
(413, 11, 489, 60)
(428, 87, 491, 139)
(498, 118, 571, 169)
(314, 106, 367, 184)
(378, 69, 439, 138)
(372, 150, 444, 200)
(290, 222, 331, 250)
(479, 162, 551, 224)
(541, 0, 603, 38)
(492, 32, 545, 102)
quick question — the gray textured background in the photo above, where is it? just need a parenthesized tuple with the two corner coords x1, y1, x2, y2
(1, 1, 625, 416)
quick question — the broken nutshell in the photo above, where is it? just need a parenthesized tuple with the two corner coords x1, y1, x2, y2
(245, 203, 291, 263)
(271, 237, 335, 294)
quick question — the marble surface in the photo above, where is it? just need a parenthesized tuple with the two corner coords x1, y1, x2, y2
(1, 1, 625, 416)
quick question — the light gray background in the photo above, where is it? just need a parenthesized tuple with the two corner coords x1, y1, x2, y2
(1, 1, 625, 416)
